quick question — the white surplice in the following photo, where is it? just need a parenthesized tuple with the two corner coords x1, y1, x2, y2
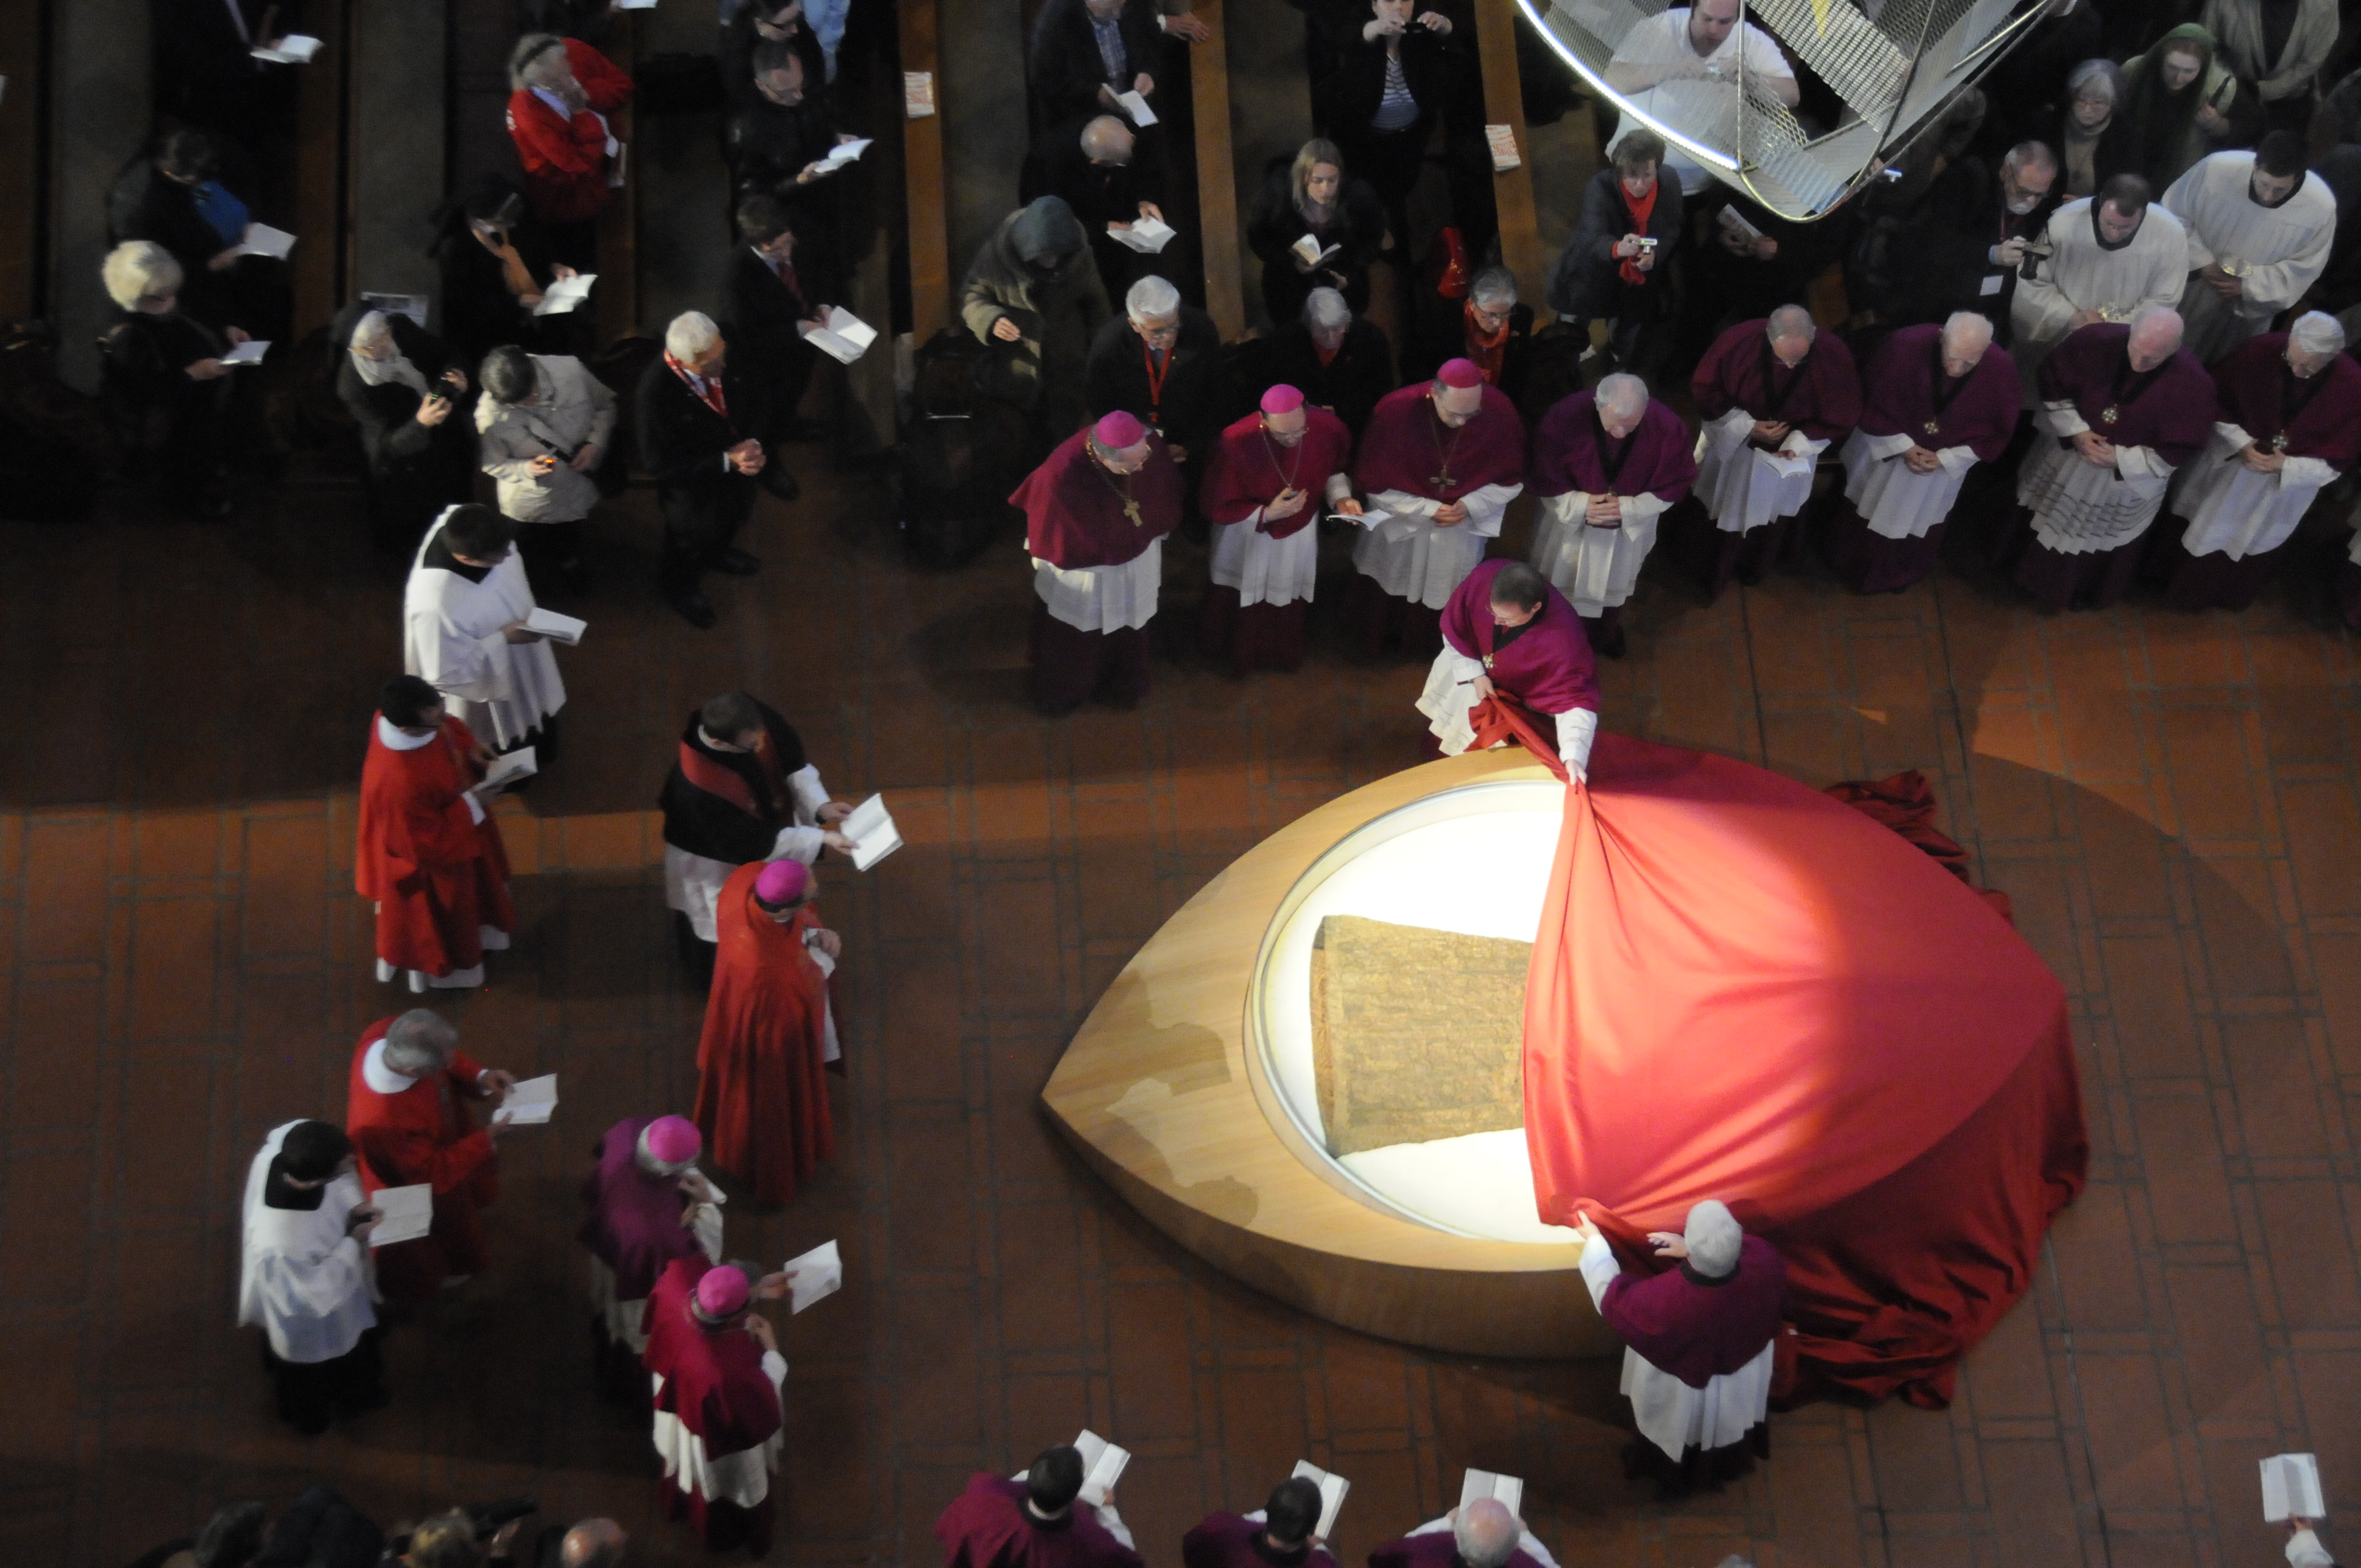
(1579, 1231, 1775, 1462)
(2167, 421, 2339, 559)
(237, 1122, 379, 1364)
(1528, 489, 1671, 613)
(1033, 540, 1163, 632)
(2017, 399, 2179, 553)
(650, 1350, 787, 1510)
(1413, 647, 1598, 775)
(1352, 483, 1522, 608)
(403, 516, 567, 748)
(1839, 429, 1979, 539)
(663, 750, 834, 944)
(2010, 199, 2190, 392)
(1696, 408, 1823, 532)
(1209, 473, 1350, 608)
(2162, 154, 2336, 360)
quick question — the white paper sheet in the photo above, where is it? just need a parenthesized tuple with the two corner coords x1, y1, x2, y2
(1074, 1429, 1131, 1506)
(1107, 216, 1177, 254)
(2262, 1453, 2325, 1522)
(533, 273, 597, 316)
(798, 307, 879, 364)
(1458, 1469, 1522, 1517)
(220, 339, 271, 366)
(524, 606, 586, 644)
(481, 746, 537, 790)
(785, 1239, 842, 1312)
(1292, 234, 1340, 268)
(252, 34, 323, 62)
(494, 1074, 558, 1126)
(818, 137, 874, 171)
(904, 71, 937, 118)
(1116, 89, 1157, 127)
(237, 223, 297, 260)
(369, 1184, 432, 1246)
(841, 793, 902, 870)
(1290, 1462, 1350, 1538)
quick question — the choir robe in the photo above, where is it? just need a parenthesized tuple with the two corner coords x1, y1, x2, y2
(1824, 324, 2020, 594)
(657, 703, 833, 944)
(1370, 1517, 1560, 1568)
(2161, 154, 2336, 363)
(1671, 322, 1861, 601)
(1418, 559, 1601, 771)
(1347, 384, 1527, 657)
(1181, 1513, 1339, 1568)
(354, 712, 515, 989)
(1198, 407, 1354, 675)
(579, 1118, 723, 1358)
(2010, 199, 2189, 396)
(642, 1256, 787, 1555)
(2158, 335, 2361, 609)
(694, 862, 839, 1206)
(934, 1474, 1144, 1568)
(345, 1021, 499, 1304)
(2005, 323, 2217, 609)
(1526, 393, 1696, 633)
(1578, 1232, 1788, 1479)
(403, 516, 567, 752)
(1012, 428, 1185, 712)
(238, 1121, 382, 1430)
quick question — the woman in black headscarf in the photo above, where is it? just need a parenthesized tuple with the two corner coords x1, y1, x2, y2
(2115, 23, 2260, 192)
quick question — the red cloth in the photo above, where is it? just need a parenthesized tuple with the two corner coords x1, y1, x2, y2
(1439, 559, 1599, 717)
(2036, 323, 2215, 467)
(1857, 324, 2019, 461)
(1353, 382, 1526, 503)
(1823, 770, 2014, 923)
(355, 714, 513, 978)
(1528, 393, 1695, 503)
(2206, 332, 2361, 465)
(1370, 1531, 1547, 1568)
(345, 1020, 498, 1303)
(934, 1475, 1146, 1568)
(694, 862, 836, 1205)
(1691, 320, 1863, 446)
(504, 39, 633, 225)
(1013, 428, 1184, 569)
(1521, 733, 2087, 1406)
(1462, 301, 1510, 385)
(578, 1117, 704, 1304)
(1597, 1236, 1787, 1390)
(642, 1256, 782, 1554)
(1617, 182, 1658, 285)
(1200, 407, 1353, 540)
(1182, 1515, 1339, 1568)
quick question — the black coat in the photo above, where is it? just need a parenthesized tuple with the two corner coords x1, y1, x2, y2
(1864, 156, 2064, 341)
(98, 308, 229, 459)
(430, 217, 583, 367)
(1258, 317, 1397, 436)
(108, 157, 252, 330)
(1246, 163, 1386, 323)
(332, 306, 469, 480)
(1548, 167, 1684, 324)
(1085, 307, 1223, 454)
(1028, 0, 1167, 127)
(1312, 26, 1461, 138)
(635, 355, 768, 538)
(723, 244, 839, 407)
(723, 95, 846, 204)
(149, 0, 301, 145)
(658, 700, 810, 862)
(720, 1, 829, 114)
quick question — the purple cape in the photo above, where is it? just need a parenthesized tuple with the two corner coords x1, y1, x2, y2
(577, 1117, 703, 1302)
(1529, 393, 1696, 503)
(1858, 323, 2019, 461)
(1691, 319, 1863, 444)
(1181, 1515, 1340, 1568)
(2207, 333, 2361, 467)
(1440, 559, 1600, 716)
(2036, 324, 2217, 467)
(1354, 383, 1526, 501)
(1600, 1234, 1788, 1390)
(1013, 429, 1184, 570)
(934, 1476, 1145, 1568)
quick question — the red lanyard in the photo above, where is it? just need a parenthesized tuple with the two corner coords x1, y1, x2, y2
(1141, 338, 1170, 421)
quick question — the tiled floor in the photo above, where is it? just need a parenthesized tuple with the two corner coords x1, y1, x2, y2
(3, 462, 2358, 1568)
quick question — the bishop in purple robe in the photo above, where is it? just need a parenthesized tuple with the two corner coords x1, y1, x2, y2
(1526, 373, 1696, 659)
(935, 1446, 1144, 1568)
(1417, 560, 1601, 778)
(579, 1115, 722, 1385)
(1182, 1477, 1337, 1568)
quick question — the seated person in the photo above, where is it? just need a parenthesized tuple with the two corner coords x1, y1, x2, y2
(106, 127, 288, 341)
(1407, 264, 1532, 403)
(1246, 137, 1386, 325)
(97, 241, 240, 521)
(1027, 0, 1200, 133)
(1547, 128, 1682, 379)
(429, 179, 590, 369)
(1019, 115, 1166, 304)
(1259, 285, 1397, 437)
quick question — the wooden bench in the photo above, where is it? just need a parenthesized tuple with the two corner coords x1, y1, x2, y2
(1471, 0, 1551, 324)
(900, 0, 953, 335)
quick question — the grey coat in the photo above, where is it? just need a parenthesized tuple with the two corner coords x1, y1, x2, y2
(475, 353, 618, 524)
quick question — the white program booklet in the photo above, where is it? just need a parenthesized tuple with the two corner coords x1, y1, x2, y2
(220, 339, 271, 366)
(1484, 123, 1521, 171)
(785, 1239, 842, 1312)
(841, 793, 902, 870)
(800, 307, 879, 364)
(252, 34, 324, 63)
(238, 222, 297, 260)
(481, 746, 537, 790)
(1292, 233, 1340, 268)
(533, 273, 597, 316)
(525, 606, 586, 644)
(361, 291, 429, 330)
(495, 1074, 558, 1125)
(1074, 1430, 1131, 1507)
(818, 137, 874, 171)
(616, 0, 659, 8)
(1459, 1469, 1523, 1517)
(905, 71, 937, 118)
(1116, 89, 1157, 127)
(1108, 216, 1176, 254)
(2262, 1453, 2325, 1522)
(1719, 204, 1764, 242)
(369, 1184, 433, 1246)
(1290, 1462, 1350, 1538)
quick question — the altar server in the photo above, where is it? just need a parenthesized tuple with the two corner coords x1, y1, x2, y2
(1669, 307, 1860, 601)
(644, 1258, 788, 1555)
(2161, 135, 2334, 363)
(1198, 384, 1357, 675)
(237, 1120, 385, 1435)
(2002, 307, 2216, 609)
(580, 1115, 723, 1376)
(1570, 1200, 1787, 1491)
(1419, 562, 1601, 778)
(2156, 314, 2361, 609)
(1346, 358, 1527, 659)
(2011, 175, 2189, 390)
(1526, 373, 1696, 658)
(1821, 314, 2019, 595)
(695, 859, 841, 1206)
(403, 503, 567, 754)
(1182, 1477, 1336, 1568)
(1012, 410, 1184, 715)
(345, 1009, 516, 1304)
(935, 1446, 1144, 1568)
(355, 674, 517, 993)
(1368, 1498, 1560, 1568)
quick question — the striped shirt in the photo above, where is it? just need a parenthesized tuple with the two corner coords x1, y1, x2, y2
(1372, 51, 1419, 129)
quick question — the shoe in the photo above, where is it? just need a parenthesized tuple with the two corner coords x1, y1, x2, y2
(668, 589, 719, 628)
(712, 546, 761, 575)
(759, 466, 801, 500)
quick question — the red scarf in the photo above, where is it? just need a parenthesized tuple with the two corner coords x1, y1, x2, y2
(676, 733, 789, 823)
(1141, 337, 1172, 426)
(1464, 302, 1510, 385)
(1315, 344, 1339, 368)
(666, 352, 729, 421)
(1617, 181, 1659, 285)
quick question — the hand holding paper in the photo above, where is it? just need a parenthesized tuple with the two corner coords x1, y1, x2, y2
(533, 273, 597, 316)
(238, 224, 297, 260)
(220, 339, 272, 366)
(493, 1074, 558, 1126)
(1290, 1462, 1351, 1538)
(1116, 89, 1158, 127)
(252, 34, 324, 63)
(840, 794, 902, 870)
(798, 307, 879, 365)
(1108, 216, 1177, 254)
(1073, 1430, 1131, 1507)
(1457, 1469, 1523, 1518)
(369, 1184, 433, 1246)
(524, 607, 586, 645)
(784, 1240, 842, 1312)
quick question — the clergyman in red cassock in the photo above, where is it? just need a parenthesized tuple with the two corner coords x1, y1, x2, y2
(354, 674, 518, 993)
(1417, 560, 1601, 779)
(1011, 410, 1184, 715)
(344, 1008, 515, 1304)
(694, 858, 841, 1206)
(935, 1446, 1145, 1568)
(1525, 373, 1696, 658)
(1198, 384, 1358, 675)
(642, 1257, 788, 1555)
(579, 1114, 722, 1384)
(1180, 1476, 1338, 1568)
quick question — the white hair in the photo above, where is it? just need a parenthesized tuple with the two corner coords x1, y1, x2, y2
(509, 32, 570, 91)
(666, 311, 723, 361)
(1766, 304, 1816, 344)
(2128, 304, 2184, 347)
(1684, 1199, 1743, 1278)
(1941, 311, 1995, 349)
(381, 1009, 458, 1076)
(1596, 372, 1648, 416)
(1304, 286, 1352, 330)
(348, 310, 394, 352)
(1126, 275, 1182, 323)
(2290, 310, 2346, 357)
(1469, 265, 1519, 309)
(102, 241, 181, 311)
(2003, 139, 2058, 180)
(1452, 1500, 1520, 1568)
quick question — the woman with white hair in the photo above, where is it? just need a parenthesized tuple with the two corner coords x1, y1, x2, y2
(2155, 312, 2361, 609)
(96, 240, 237, 519)
(504, 31, 635, 266)
(1411, 264, 1532, 403)
(333, 301, 476, 552)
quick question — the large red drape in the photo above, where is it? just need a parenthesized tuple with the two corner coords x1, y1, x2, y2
(1498, 721, 2087, 1407)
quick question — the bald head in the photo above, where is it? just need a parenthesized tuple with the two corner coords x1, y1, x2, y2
(2126, 306, 2182, 372)
(1940, 312, 1994, 376)
(1080, 115, 1133, 165)
(1454, 1500, 1522, 1568)
(1766, 304, 1814, 367)
(561, 1520, 627, 1568)
(1596, 372, 1649, 436)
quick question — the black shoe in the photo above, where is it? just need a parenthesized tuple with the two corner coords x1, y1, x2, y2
(668, 589, 719, 628)
(712, 547, 761, 575)
(760, 466, 801, 500)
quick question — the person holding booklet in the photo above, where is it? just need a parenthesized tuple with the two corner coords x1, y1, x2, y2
(402, 504, 568, 759)
(236, 1120, 387, 1435)
(1182, 1476, 1337, 1568)
(1246, 138, 1385, 324)
(475, 344, 619, 596)
(1370, 1496, 1559, 1568)
(641, 1256, 795, 1554)
(579, 1115, 723, 1392)
(935, 1445, 1145, 1568)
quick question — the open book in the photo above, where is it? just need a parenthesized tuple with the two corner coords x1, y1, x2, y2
(496, 1074, 558, 1125)
(525, 607, 586, 645)
(1108, 216, 1177, 254)
(1074, 1430, 1131, 1507)
(801, 307, 880, 365)
(1458, 1469, 1523, 1518)
(1718, 204, 1765, 242)
(842, 793, 902, 871)
(1290, 1462, 1351, 1538)
(817, 137, 874, 172)
(220, 339, 271, 366)
(238, 223, 297, 260)
(1292, 234, 1341, 269)
(1116, 89, 1158, 127)
(533, 273, 597, 316)
(2261, 1453, 2325, 1523)
(370, 1184, 432, 1246)
(785, 1239, 844, 1312)
(482, 746, 537, 791)
(252, 34, 324, 63)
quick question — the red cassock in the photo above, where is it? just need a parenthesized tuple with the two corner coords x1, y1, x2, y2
(1440, 559, 1600, 719)
(1013, 429, 1185, 569)
(504, 38, 634, 225)
(641, 1256, 785, 1555)
(344, 1019, 498, 1304)
(355, 712, 514, 981)
(934, 1475, 1145, 1568)
(694, 862, 836, 1205)
(1200, 409, 1354, 537)
(1182, 1515, 1339, 1568)
(1197, 407, 1355, 673)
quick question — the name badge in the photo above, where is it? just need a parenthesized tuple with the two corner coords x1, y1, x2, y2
(1979, 273, 2005, 296)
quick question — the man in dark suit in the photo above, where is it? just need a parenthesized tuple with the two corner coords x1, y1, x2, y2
(1026, 0, 1205, 132)
(724, 194, 838, 479)
(149, 0, 304, 217)
(723, 39, 860, 232)
(1020, 114, 1166, 302)
(636, 312, 772, 629)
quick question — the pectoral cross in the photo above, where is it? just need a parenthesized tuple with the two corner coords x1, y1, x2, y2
(1481, 652, 1495, 670)
(1122, 498, 1144, 525)
(1922, 420, 1941, 437)
(1430, 469, 1454, 489)
(2099, 406, 2120, 424)
(2271, 432, 2290, 453)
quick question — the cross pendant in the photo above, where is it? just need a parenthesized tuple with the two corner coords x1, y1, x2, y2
(1922, 420, 1940, 437)
(1123, 501, 1143, 525)
(1430, 473, 1452, 490)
